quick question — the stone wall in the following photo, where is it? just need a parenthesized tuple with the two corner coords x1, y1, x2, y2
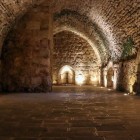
(52, 0, 139, 61)
(1, 6, 53, 92)
(135, 49, 140, 94)
(53, 31, 100, 85)
(0, 0, 139, 62)
(0, 0, 139, 93)
(0, 0, 38, 54)
(54, 13, 109, 64)
(0, 60, 2, 91)
(117, 59, 137, 93)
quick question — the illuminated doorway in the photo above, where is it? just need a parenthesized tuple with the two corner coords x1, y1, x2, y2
(59, 65, 75, 85)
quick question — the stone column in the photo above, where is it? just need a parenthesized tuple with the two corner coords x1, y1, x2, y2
(48, 6, 53, 89)
(113, 67, 118, 90)
(98, 68, 101, 86)
(136, 64, 140, 94)
(103, 68, 107, 87)
(135, 49, 140, 94)
(0, 60, 1, 92)
(100, 66, 104, 87)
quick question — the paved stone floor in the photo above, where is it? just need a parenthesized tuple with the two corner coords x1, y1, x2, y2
(0, 86, 140, 140)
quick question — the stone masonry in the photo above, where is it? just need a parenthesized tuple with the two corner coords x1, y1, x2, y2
(53, 31, 100, 85)
(0, 0, 139, 93)
(0, 86, 140, 140)
(1, 5, 53, 92)
(0, 0, 139, 61)
(117, 60, 137, 93)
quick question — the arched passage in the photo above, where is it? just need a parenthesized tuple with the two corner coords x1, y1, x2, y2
(0, 0, 139, 93)
(58, 65, 75, 85)
(54, 13, 109, 64)
(53, 30, 101, 86)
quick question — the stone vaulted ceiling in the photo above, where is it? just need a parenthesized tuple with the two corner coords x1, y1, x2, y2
(0, 0, 139, 63)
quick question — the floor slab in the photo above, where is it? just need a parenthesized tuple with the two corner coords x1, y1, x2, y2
(0, 86, 140, 140)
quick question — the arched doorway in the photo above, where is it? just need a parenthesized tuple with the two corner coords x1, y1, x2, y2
(103, 61, 119, 89)
(107, 67, 114, 88)
(59, 65, 75, 85)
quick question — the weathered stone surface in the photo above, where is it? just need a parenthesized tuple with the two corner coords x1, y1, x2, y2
(117, 60, 137, 93)
(0, 0, 139, 93)
(0, 0, 139, 61)
(135, 50, 140, 94)
(0, 86, 140, 139)
(53, 31, 100, 85)
(54, 14, 109, 63)
(1, 6, 53, 92)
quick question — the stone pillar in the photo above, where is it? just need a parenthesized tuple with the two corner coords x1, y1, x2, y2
(0, 60, 1, 92)
(100, 67, 104, 87)
(136, 64, 140, 94)
(113, 66, 118, 90)
(1, 5, 54, 93)
(98, 68, 101, 86)
(48, 6, 53, 90)
(135, 49, 140, 95)
(103, 68, 107, 87)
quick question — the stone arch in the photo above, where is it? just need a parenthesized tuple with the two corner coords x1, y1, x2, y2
(0, 0, 139, 93)
(54, 27, 102, 65)
(58, 65, 75, 85)
(54, 12, 110, 64)
(103, 61, 119, 89)
(0, 0, 139, 61)
(51, 0, 139, 61)
(53, 30, 101, 86)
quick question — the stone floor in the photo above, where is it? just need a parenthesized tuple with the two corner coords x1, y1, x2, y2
(0, 86, 140, 140)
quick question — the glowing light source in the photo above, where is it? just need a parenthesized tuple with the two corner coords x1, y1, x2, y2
(129, 85, 133, 93)
(129, 77, 136, 93)
(91, 76, 97, 82)
(61, 65, 72, 73)
(104, 77, 107, 87)
(124, 93, 128, 96)
(112, 76, 114, 81)
(76, 74, 85, 85)
(59, 65, 74, 84)
(53, 80, 57, 84)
